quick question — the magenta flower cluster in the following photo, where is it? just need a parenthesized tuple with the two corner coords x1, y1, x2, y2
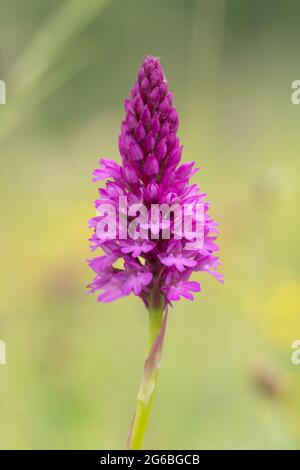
(88, 56, 223, 306)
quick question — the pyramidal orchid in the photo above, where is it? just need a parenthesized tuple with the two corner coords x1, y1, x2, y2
(88, 56, 223, 449)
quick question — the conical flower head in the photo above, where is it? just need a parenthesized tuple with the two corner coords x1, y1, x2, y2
(88, 56, 223, 306)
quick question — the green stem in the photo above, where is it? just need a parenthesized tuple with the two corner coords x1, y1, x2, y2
(127, 295, 167, 450)
(148, 302, 164, 348)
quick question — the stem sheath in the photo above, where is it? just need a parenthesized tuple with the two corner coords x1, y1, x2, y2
(127, 296, 167, 450)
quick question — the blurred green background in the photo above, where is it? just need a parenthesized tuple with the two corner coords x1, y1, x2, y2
(0, 0, 300, 449)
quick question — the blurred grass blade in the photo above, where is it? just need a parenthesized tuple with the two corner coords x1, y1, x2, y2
(0, 0, 110, 143)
